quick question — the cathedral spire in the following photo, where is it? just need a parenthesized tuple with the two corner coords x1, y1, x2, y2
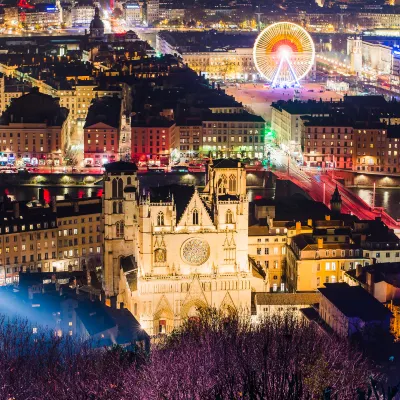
(330, 185, 342, 215)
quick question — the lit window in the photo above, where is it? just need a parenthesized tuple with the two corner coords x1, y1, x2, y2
(326, 262, 330, 271)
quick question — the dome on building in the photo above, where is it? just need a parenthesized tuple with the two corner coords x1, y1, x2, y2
(90, 7, 104, 30)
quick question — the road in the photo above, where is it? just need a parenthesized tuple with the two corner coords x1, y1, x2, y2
(269, 146, 400, 230)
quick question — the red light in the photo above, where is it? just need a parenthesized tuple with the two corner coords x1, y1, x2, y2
(18, 0, 34, 9)
(78, 190, 84, 199)
(97, 189, 103, 197)
(43, 189, 51, 204)
(255, 195, 263, 200)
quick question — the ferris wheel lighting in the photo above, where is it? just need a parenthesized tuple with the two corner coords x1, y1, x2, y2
(278, 46, 292, 58)
(253, 22, 315, 87)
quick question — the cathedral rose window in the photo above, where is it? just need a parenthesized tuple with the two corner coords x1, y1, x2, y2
(181, 238, 210, 266)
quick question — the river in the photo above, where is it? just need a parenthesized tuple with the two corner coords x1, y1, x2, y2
(3, 175, 398, 221)
(348, 187, 400, 221)
(0, 172, 275, 203)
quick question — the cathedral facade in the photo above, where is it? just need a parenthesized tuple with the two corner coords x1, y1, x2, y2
(103, 160, 265, 335)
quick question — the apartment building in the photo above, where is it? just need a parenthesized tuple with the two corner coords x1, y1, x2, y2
(6, 68, 124, 126)
(71, 4, 95, 27)
(84, 96, 122, 166)
(301, 117, 355, 169)
(352, 219, 400, 263)
(23, 6, 61, 28)
(55, 199, 103, 273)
(271, 101, 330, 151)
(145, 0, 159, 25)
(301, 116, 400, 173)
(248, 225, 287, 293)
(0, 74, 32, 113)
(123, 2, 142, 26)
(201, 112, 266, 159)
(344, 262, 400, 340)
(0, 196, 102, 286)
(0, 88, 70, 166)
(131, 117, 175, 164)
(171, 119, 202, 158)
(287, 234, 367, 292)
(317, 283, 391, 338)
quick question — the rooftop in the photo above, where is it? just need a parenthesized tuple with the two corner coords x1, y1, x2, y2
(157, 30, 257, 53)
(202, 112, 264, 122)
(346, 262, 400, 288)
(272, 99, 332, 115)
(84, 96, 121, 129)
(319, 283, 391, 321)
(0, 87, 68, 126)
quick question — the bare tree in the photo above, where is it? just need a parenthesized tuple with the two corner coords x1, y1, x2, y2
(0, 309, 393, 400)
(123, 308, 377, 399)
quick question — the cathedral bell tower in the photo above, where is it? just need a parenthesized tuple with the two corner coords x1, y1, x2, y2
(103, 161, 138, 298)
(205, 158, 247, 198)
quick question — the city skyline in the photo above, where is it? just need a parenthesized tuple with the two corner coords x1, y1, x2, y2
(0, 5, 399, 398)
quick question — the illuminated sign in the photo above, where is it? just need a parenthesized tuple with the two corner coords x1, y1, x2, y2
(126, 4, 139, 8)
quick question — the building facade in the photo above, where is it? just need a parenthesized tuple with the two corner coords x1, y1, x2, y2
(131, 118, 175, 164)
(71, 5, 95, 27)
(171, 121, 202, 159)
(0, 197, 102, 286)
(103, 159, 265, 334)
(0, 89, 70, 166)
(201, 113, 266, 159)
(123, 3, 142, 26)
(287, 234, 367, 292)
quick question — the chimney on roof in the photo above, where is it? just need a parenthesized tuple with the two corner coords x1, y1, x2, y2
(295, 221, 301, 232)
(317, 238, 324, 249)
(307, 218, 312, 227)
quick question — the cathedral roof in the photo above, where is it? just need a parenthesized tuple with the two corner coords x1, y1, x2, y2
(104, 161, 138, 173)
(212, 159, 242, 169)
(149, 184, 214, 223)
(120, 255, 137, 273)
(149, 184, 195, 222)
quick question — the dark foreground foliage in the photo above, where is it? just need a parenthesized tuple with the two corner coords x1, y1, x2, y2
(0, 309, 386, 399)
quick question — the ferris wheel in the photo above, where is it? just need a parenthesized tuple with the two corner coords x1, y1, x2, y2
(253, 22, 315, 87)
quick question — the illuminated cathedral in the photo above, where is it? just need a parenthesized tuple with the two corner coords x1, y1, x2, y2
(103, 160, 264, 334)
